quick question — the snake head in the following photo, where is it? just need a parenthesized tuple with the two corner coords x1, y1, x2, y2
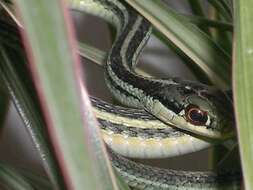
(145, 80, 235, 140)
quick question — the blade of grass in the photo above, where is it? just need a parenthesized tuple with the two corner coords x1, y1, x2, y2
(0, 39, 64, 189)
(78, 42, 106, 66)
(207, 3, 232, 55)
(18, 169, 53, 190)
(5, 3, 234, 34)
(187, 0, 210, 35)
(15, 0, 120, 189)
(0, 84, 9, 129)
(208, 0, 232, 21)
(153, 30, 212, 85)
(224, 0, 233, 13)
(181, 14, 233, 31)
(0, 1, 22, 28)
(220, 0, 233, 16)
(0, 163, 53, 190)
(188, 0, 205, 17)
(0, 164, 36, 190)
(234, 0, 253, 189)
(215, 28, 232, 55)
(124, 0, 231, 88)
(0, 23, 130, 190)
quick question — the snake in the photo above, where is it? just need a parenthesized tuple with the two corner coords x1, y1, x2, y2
(71, 0, 234, 140)
(69, 0, 236, 149)
(0, 0, 242, 189)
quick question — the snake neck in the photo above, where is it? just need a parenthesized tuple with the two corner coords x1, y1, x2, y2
(72, 0, 188, 120)
(102, 0, 182, 112)
(72, 0, 235, 139)
(102, 1, 198, 125)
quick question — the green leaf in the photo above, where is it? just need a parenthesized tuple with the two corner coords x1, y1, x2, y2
(14, 0, 120, 189)
(0, 164, 35, 190)
(0, 38, 63, 188)
(188, 0, 205, 17)
(0, 1, 22, 28)
(180, 14, 233, 32)
(0, 24, 131, 190)
(124, 0, 231, 88)
(0, 84, 8, 129)
(18, 169, 53, 190)
(0, 163, 53, 190)
(153, 30, 212, 85)
(78, 42, 106, 67)
(234, 1, 253, 189)
(208, 0, 233, 21)
(187, 0, 210, 35)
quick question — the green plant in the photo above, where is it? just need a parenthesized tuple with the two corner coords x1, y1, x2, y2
(0, 0, 251, 189)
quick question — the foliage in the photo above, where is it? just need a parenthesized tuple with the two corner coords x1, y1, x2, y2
(0, 0, 250, 189)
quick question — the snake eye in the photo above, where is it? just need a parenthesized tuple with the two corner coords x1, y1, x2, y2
(185, 104, 209, 126)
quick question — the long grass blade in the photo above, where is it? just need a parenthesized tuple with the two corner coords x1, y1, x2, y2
(24, 166, 131, 190)
(0, 164, 35, 190)
(0, 163, 54, 190)
(14, 0, 119, 189)
(187, 0, 210, 35)
(78, 42, 106, 66)
(0, 1, 21, 28)
(124, 0, 231, 88)
(0, 36, 64, 188)
(181, 14, 233, 32)
(18, 169, 53, 190)
(234, 0, 253, 189)
(188, 0, 205, 17)
(208, 0, 232, 21)
(0, 84, 8, 129)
